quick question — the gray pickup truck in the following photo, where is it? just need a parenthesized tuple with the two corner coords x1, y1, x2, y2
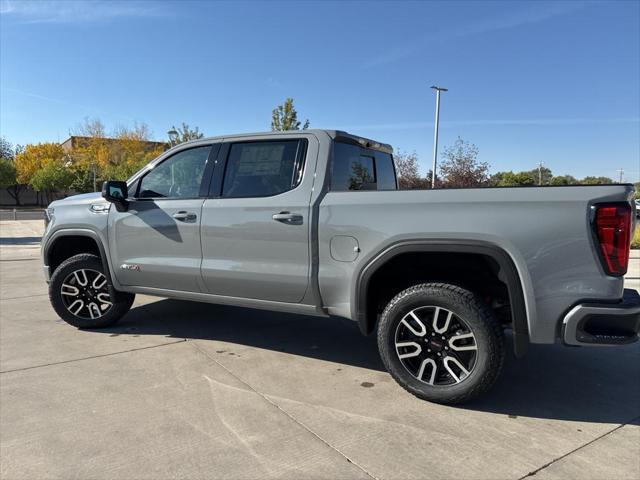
(41, 130, 640, 404)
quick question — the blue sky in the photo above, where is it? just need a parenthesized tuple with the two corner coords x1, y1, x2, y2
(1, 0, 639, 181)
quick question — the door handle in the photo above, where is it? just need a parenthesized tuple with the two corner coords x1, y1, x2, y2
(272, 212, 303, 224)
(173, 211, 197, 221)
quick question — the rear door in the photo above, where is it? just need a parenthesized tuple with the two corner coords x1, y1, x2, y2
(200, 136, 317, 302)
(109, 144, 217, 292)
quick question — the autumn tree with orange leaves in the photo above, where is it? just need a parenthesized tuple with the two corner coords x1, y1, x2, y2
(14, 142, 71, 203)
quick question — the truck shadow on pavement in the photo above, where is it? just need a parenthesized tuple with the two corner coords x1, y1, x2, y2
(109, 298, 639, 425)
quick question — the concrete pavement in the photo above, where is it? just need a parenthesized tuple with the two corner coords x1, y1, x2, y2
(1, 221, 639, 479)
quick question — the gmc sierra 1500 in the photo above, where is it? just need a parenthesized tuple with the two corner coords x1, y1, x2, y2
(42, 130, 640, 404)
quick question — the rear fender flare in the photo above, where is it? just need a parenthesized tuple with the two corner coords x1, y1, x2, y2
(352, 240, 529, 357)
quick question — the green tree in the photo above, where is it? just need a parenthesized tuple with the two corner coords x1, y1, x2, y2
(633, 182, 639, 200)
(0, 157, 20, 204)
(581, 176, 614, 185)
(528, 166, 553, 185)
(490, 171, 537, 186)
(168, 122, 204, 147)
(550, 175, 578, 186)
(30, 162, 73, 198)
(271, 98, 309, 131)
(0, 137, 26, 205)
(0, 157, 16, 187)
(439, 137, 489, 188)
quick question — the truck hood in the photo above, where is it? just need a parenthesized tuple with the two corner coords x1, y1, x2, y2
(49, 192, 103, 208)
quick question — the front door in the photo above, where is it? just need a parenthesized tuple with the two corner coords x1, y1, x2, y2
(109, 145, 214, 292)
(200, 137, 316, 303)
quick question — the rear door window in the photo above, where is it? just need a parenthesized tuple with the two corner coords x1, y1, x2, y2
(331, 142, 397, 191)
(221, 140, 307, 198)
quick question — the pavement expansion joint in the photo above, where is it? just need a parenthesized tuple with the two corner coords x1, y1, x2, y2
(0, 339, 187, 374)
(518, 415, 640, 479)
(189, 340, 381, 480)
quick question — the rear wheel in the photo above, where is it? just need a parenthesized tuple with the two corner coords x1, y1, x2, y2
(378, 283, 504, 404)
(49, 253, 134, 329)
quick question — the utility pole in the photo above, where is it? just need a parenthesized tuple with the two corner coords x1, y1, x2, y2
(537, 162, 545, 185)
(617, 168, 624, 183)
(430, 85, 448, 189)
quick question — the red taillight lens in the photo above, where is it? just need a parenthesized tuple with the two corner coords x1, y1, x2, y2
(593, 203, 632, 276)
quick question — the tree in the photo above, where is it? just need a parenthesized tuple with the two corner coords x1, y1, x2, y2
(550, 175, 578, 186)
(438, 137, 489, 188)
(29, 162, 73, 196)
(490, 171, 536, 187)
(14, 143, 69, 204)
(0, 158, 20, 203)
(168, 123, 204, 147)
(271, 98, 309, 131)
(0, 137, 13, 160)
(15, 143, 65, 185)
(104, 123, 166, 180)
(491, 169, 619, 188)
(634, 182, 640, 200)
(0, 158, 16, 187)
(0, 137, 26, 205)
(0, 158, 27, 206)
(68, 118, 110, 192)
(425, 169, 442, 189)
(528, 166, 553, 185)
(394, 150, 429, 189)
(69, 118, 166, 190)
(581, 176, 614, 185)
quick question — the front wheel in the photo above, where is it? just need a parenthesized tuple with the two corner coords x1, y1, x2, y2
(378, 283, 504, 404)
(49, 253, 134, 329)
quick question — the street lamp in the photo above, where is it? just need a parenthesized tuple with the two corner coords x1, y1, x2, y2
(537, 162, 545, 185)
(167, 129, 179, 147)
(430, 85, 448, 188)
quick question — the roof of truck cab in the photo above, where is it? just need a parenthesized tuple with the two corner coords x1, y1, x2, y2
(187, 129, 393, 154)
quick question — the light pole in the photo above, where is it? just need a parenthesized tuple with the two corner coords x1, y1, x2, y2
(167, 129, 179, 147)
(537, 161, 545, 185)
(430, 85, 447, 188)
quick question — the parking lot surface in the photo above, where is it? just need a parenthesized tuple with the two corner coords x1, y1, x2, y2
(1, 221, 639, 479)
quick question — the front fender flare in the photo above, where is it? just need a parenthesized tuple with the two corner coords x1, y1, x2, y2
(43, 228, 115, 287)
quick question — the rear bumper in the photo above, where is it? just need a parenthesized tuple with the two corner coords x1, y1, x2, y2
(562, 289, 640, 346)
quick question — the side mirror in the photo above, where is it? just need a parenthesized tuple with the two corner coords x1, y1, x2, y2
(102, 181, 129, 212)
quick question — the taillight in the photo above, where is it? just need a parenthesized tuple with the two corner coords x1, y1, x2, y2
(593, 203, 632, 276)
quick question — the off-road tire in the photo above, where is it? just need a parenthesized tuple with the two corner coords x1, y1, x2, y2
(378, 283, 504, 404)
(49, 253, 134, 329)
